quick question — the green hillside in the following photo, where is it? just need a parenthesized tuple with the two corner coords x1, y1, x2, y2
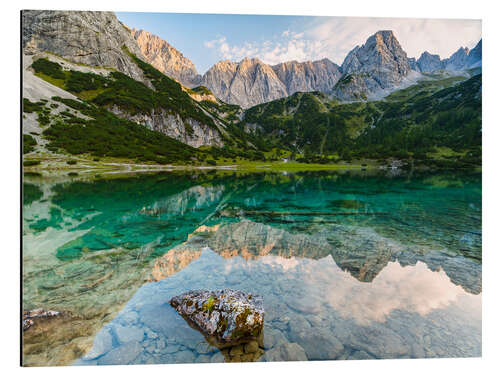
(242, 74, 482, 168)
(26, 55, 481, 169)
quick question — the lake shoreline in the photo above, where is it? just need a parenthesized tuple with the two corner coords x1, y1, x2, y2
(22, 155, 481, 178)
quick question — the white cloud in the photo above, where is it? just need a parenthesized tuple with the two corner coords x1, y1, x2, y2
(203, 17, 481, 67)
(204, 32, 325, 65)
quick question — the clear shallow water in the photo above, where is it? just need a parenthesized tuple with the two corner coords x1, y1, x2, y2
(22, 170, 482, 365)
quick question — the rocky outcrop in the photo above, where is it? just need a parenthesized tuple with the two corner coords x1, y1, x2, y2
(334, 30, 412, 100)
(169, 289, 264, 346)
(467, 39, 482, 68)
(408, 57, 420, 72)
(271, 59, 341, 96)
(151, 248, 202, 281)
(108, 105, 224, 148)
(23, 308, 61, 331)
(131, 28, 202, 87)
(21, 10, 149, 84)
(202, 58, 288, 108)
(443, 47, 470, 71)
(416, 51, 444, 72)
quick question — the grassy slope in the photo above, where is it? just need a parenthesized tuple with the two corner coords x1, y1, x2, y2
(28, 56, 265, 162)
(242, 74, 482, 168)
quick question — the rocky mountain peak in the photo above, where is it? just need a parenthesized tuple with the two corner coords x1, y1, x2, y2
(130, 28, 201, 87)
(416, 51, 443, 72)
(336, 30, 411, 100)
(341, 30, 410, 76)
(443, 47, 470, 71)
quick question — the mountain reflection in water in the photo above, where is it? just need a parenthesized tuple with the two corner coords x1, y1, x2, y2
(22, 170, 481, 365)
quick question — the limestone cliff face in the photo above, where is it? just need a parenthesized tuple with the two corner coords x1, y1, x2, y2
(416, 51, 443, 72)
(134, 27, 342, 108)
(443, 39, 482, 70)
(130, 28, 202, 87)
(202, 58, 341, 108)
(108, 106, 224, 148)
(200, 60, 239, 102)
(408, 57, 420, 72)
(22, 10, 148, 84)
(272, 59, 342, 96)
(467, 39, 482, 68)
(334, 30, 411, 100)
(443, 47, 470, 71)
(202, 58, 288, 108)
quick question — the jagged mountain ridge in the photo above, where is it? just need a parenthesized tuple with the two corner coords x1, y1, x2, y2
(122, 22, 481, 105)
(201, 57, 288, 109)
(130, 28, 202, 87)
(200, 57, 342, 108)
(129, 28, 342, 108)
(413, 39, 482, 72)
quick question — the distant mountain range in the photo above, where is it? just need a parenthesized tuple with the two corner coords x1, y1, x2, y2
(412, 40, 482, 72)
(23, 10, 481, 107)
(131, 27, 481, 106)
(131, 29, 342, 108)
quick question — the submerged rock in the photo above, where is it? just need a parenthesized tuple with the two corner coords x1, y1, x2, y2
(264, 342, 308, 362)
(22, 308, 61, 331)
(169, 289, 264, 347)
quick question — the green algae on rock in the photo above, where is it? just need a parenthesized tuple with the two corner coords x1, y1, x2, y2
(169, 289, 264, 347)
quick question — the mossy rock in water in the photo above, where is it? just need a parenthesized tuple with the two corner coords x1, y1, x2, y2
(169, 289, 264, 347)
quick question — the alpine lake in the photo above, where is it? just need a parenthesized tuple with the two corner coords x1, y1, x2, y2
(22, 168, 482, 366)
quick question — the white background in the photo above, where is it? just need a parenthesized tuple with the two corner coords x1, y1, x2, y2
(2, 0, 498, 373)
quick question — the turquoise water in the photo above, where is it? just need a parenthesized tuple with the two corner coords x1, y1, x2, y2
(22, 170, 482, 365)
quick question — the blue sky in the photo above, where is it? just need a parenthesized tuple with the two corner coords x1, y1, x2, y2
(116, 12, 481, 74)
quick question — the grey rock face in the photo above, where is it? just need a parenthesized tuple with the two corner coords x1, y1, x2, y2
(22, 10, 148, 84)
(467, 39, 482, 68)
(202, 57, 341, 108)
(271, 59, 342, 96)
(416, 51, 444, 72)
(201, 60, 239, 102)
(264, 342, 308, 361)
(202, 58, 288, 108)
(335, 30, 411, 100)
(169, 289, 264, 346)
(108, 105, 224, 148)
(131, 28, 202, 87)
(415, 39, 482, 73)
(443, 47, 470, 71)
(408, 57, 420, 72)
